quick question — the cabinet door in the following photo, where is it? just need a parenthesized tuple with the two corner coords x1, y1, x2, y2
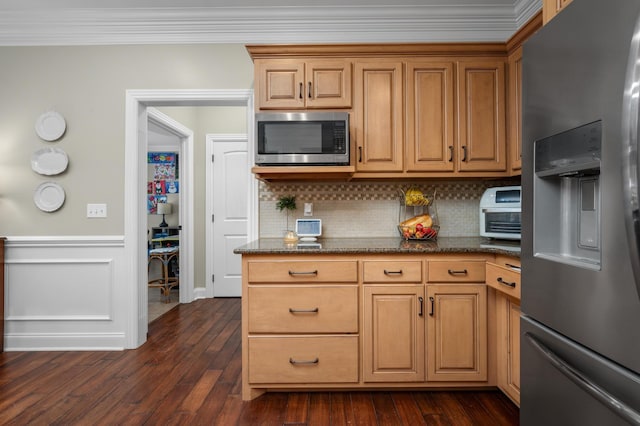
(497, 293, 521, 405)
(508, 47, 523, 172)
(354, 60, 404, 172)
(543, 0, 573, 24)
(305, 60, 352, 109)
(406, 60, 455, 172)
(255, 59, 305, 109)
(363, 285, 425, 382)
(426, 284, 487, 382)
(457, 60, 507, 173)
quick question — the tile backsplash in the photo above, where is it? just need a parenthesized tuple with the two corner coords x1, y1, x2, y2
(259, 179, 519, 238)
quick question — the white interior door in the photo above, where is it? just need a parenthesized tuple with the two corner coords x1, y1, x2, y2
(210, 136, 249, 297)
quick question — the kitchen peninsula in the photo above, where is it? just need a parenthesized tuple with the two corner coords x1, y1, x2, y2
(235, 237, 521, 402)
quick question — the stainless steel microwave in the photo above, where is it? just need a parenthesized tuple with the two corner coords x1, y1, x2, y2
(255, 112, 349, 166)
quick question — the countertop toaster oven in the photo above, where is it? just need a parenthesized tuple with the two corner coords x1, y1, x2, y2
(480, 186, 521, 240)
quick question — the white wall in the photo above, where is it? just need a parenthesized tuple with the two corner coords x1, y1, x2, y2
(0, 44, 252, 350)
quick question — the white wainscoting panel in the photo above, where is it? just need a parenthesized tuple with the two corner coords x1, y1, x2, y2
(7, 260, 113, 321)
(4, 236, 128, 351)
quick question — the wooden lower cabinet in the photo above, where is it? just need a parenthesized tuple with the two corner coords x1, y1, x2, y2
(496, 294, 521, 405)
(363, 285, 425, 382)
(242, 253, 497, 400)
(488, 255, 521, 405)
(426, 284, 488, 382)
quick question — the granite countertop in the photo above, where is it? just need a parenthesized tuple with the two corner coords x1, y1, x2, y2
(234, 237, 520, 257)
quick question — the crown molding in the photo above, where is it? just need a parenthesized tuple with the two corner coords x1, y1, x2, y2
(0, 2, 541, 46)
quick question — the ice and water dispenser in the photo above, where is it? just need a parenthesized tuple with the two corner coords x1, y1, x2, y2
(533, 120, 602, 270)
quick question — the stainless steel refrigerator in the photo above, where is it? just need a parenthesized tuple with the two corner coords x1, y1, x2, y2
(521, 0, 640, 424)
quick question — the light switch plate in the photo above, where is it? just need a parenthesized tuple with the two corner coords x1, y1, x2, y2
(87, 203, 107, 218)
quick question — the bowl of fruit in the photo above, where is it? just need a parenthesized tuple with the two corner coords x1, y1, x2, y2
(398, 213, 439, 240)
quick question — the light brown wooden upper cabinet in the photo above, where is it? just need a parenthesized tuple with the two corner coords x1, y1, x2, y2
(457, 60, 507, 173)
(508, 47, 523, 172)
(405, 60, 456, 172)
(254, 59, 352, 109)
(353, 60, 404, 172)
(543, 0, 573, 25)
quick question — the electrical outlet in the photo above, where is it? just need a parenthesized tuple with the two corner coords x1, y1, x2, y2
(87, 203, 107, 218)
(304, 202, 313, 216)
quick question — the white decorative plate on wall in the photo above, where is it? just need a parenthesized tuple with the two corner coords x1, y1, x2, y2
(33, 182, 66, 212)
(31, 147, 69, 175)
(35, 111, 66, 141)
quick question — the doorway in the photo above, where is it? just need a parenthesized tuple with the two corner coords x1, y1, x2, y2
(124, 89, 257, 348)
(147, 108, 193, 318)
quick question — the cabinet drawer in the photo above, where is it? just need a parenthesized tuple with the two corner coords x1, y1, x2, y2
(247, 260, 358, 284)
(486, 263, 521, 300)
(248, 336, 359, 384)
(494, 254, 521, 270)
(248, 286, 358, 333)
(363, 260, 422, 283)
(427, 260, 486, 282)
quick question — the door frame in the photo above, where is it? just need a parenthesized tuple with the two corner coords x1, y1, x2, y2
(147, 107, 193, 304)
(124, 89, 256, 348)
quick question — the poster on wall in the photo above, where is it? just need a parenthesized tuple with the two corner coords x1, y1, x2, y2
(147, 194, 167, 214)
(148, 151, 179, 193)
(147, 180, 180, 195)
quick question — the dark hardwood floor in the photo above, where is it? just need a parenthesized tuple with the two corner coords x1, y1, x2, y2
(0, 298, 519, 425)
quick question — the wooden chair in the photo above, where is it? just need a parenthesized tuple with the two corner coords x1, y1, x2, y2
(148, 247, 179, 303)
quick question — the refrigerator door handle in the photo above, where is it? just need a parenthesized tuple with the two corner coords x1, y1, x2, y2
(524, 332, 640, 425)
(622, 11, 640, 300)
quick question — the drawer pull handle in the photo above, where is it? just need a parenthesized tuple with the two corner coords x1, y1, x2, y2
(447, 269, 468, 275)
(289, 307, 319, 314)
(505, 263, 521, 271)
(384, 269, 403, 276)
(288, 270, 318, 276)
(289, 357, 319, 365)
(497, 277, 517, 288)
(429, 296, 435, 316)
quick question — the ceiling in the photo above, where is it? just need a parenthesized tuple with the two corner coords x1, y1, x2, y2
(0, 0, 541, 46)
